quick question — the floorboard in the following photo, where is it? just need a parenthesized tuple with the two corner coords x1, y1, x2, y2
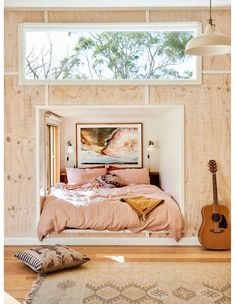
(4, 245, 231, 302)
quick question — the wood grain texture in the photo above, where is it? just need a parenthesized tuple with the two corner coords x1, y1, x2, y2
(150, 9, 231, 70)
(48, 85, 145, 105)
(4, 75, 45, 237)
(48, 10, 146, 22)
(149, 10, 230, 34)
(4, 245, 231, 302)
(150, 74, 231, 236)
(4, 11, 44, 72)
(4, 9, 231, 239)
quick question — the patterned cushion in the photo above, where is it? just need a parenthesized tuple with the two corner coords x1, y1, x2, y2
(15, 244, 90, 274)
(96, 173, 127, 188)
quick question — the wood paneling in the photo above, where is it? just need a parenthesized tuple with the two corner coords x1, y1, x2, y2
(4, 11, 44, 72)
(4, 9, 231, 239)
(149, 10, 231, 34)
(150, 74, 230, 236)
(48, 10, 146, 22)
(4, 245, 231, 302)
(150, 9, 231, 70)
(48, 85, 145, 105)
(4, 75, 45, 236)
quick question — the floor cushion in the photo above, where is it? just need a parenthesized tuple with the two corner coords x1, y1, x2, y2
(15, 244, 90, 274)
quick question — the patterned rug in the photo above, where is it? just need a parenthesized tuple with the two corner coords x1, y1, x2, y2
(25, 262, 230, 304)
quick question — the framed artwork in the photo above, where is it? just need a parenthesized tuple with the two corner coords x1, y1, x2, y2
(76, 123, 143, 168)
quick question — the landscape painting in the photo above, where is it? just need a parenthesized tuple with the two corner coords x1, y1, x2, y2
(76, 123, 142, 167)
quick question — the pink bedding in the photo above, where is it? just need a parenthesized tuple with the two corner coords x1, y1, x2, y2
(37, 184, 184, 241)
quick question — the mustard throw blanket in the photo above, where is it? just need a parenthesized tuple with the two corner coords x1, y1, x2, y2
(121, 196, 164, 219)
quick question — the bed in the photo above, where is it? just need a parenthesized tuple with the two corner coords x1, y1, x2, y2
(37, 168, 184, 241)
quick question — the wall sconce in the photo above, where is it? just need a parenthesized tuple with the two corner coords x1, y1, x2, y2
(147, 141, 155, 153)
(147, 140, 156, 170)
(67, 141, 74, 161)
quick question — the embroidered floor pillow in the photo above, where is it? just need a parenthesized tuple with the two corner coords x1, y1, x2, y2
(15, 244, 90, 274)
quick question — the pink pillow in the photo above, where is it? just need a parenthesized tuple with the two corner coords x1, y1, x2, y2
(111, 168, 150, 185)
(66, 167, 107, 185)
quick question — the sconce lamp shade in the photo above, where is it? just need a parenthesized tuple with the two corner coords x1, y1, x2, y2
(185, 22, 231, 56)
(67, 145, 74, 154)
(147, 141, 155, 152)
(67, 141, 74, 154)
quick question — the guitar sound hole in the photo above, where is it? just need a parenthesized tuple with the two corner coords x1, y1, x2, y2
(212, 213, 221, 222)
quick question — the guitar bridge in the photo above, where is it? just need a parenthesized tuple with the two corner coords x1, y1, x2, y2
(210, 228, 225, 233)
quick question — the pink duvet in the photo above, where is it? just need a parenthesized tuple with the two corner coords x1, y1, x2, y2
(37, 184, 184, 241)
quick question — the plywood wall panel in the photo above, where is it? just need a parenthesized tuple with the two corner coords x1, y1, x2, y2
(4, 76, 45, 236)
(4, 9, 231, 239)
(149, 10, 230, 34)
(202, 10, 231, 70)
(4, 11, 44, 73)
(5, 76, 45, 133)
(150, 9, 231, 70)
(48, 86, 145, 105)
(48, 10, 146, 22)
(203, 55, 231, 71)
(150, 74, 230, 236)
(5, 136, 36, 237)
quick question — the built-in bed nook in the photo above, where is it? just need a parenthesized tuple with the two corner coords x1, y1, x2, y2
(37, 105, 184, 245)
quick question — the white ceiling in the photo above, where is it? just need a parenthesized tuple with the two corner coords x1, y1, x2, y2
(4, 0, 231, 9)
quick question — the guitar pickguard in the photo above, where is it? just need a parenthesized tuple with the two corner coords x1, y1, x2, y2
(219, 214, 228, 229)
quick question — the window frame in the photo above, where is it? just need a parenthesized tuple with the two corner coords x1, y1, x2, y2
(46, 119, 61, 192)
(18, 22, 202, 85)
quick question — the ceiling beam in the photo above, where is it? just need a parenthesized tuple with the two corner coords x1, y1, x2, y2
(4, 0, 231, 9)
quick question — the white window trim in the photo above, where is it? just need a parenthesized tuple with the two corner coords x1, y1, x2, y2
(19, 22, 202, 85)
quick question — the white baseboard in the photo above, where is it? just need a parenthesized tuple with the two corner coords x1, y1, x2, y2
(4, 237, 200, 246)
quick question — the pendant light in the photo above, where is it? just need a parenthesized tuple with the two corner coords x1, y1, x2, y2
(185, 0, 231, 56)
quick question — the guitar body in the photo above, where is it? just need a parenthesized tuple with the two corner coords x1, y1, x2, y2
(199, 204, 231, 250)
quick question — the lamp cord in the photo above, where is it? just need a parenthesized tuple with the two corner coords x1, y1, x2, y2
(209, 0, 213, 25)
(147, 153, 151, 170)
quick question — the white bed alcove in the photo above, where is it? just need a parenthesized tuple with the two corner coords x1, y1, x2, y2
(35, 104, 189, 245)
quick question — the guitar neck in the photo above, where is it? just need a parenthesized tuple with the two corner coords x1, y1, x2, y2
(212, 173, 218, 205)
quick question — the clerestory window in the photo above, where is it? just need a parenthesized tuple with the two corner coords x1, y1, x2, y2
(19, 22, 201, 85)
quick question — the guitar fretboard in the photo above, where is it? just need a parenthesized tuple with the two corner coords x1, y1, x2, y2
(212, 173, 218, 205)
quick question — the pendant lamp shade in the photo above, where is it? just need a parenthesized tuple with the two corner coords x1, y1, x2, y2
(185, 22, 231, 56)
(185, 0, 231, 56)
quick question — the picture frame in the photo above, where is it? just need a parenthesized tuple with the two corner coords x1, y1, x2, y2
(76, 123, 143, 168)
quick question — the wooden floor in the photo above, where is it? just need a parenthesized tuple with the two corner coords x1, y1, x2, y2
(4, 245, 230, 303)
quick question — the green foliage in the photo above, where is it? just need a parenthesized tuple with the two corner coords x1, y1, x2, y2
(67, 31, 193, 80)
(26, 30, 194, 80)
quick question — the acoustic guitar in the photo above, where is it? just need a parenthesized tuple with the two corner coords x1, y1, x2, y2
(198, 160, 231, 250)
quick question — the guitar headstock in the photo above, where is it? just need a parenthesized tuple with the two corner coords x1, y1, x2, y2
(208, 159, 217, 173)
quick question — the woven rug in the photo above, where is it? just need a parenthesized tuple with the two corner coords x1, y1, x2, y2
(25, 262, 230, 304)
